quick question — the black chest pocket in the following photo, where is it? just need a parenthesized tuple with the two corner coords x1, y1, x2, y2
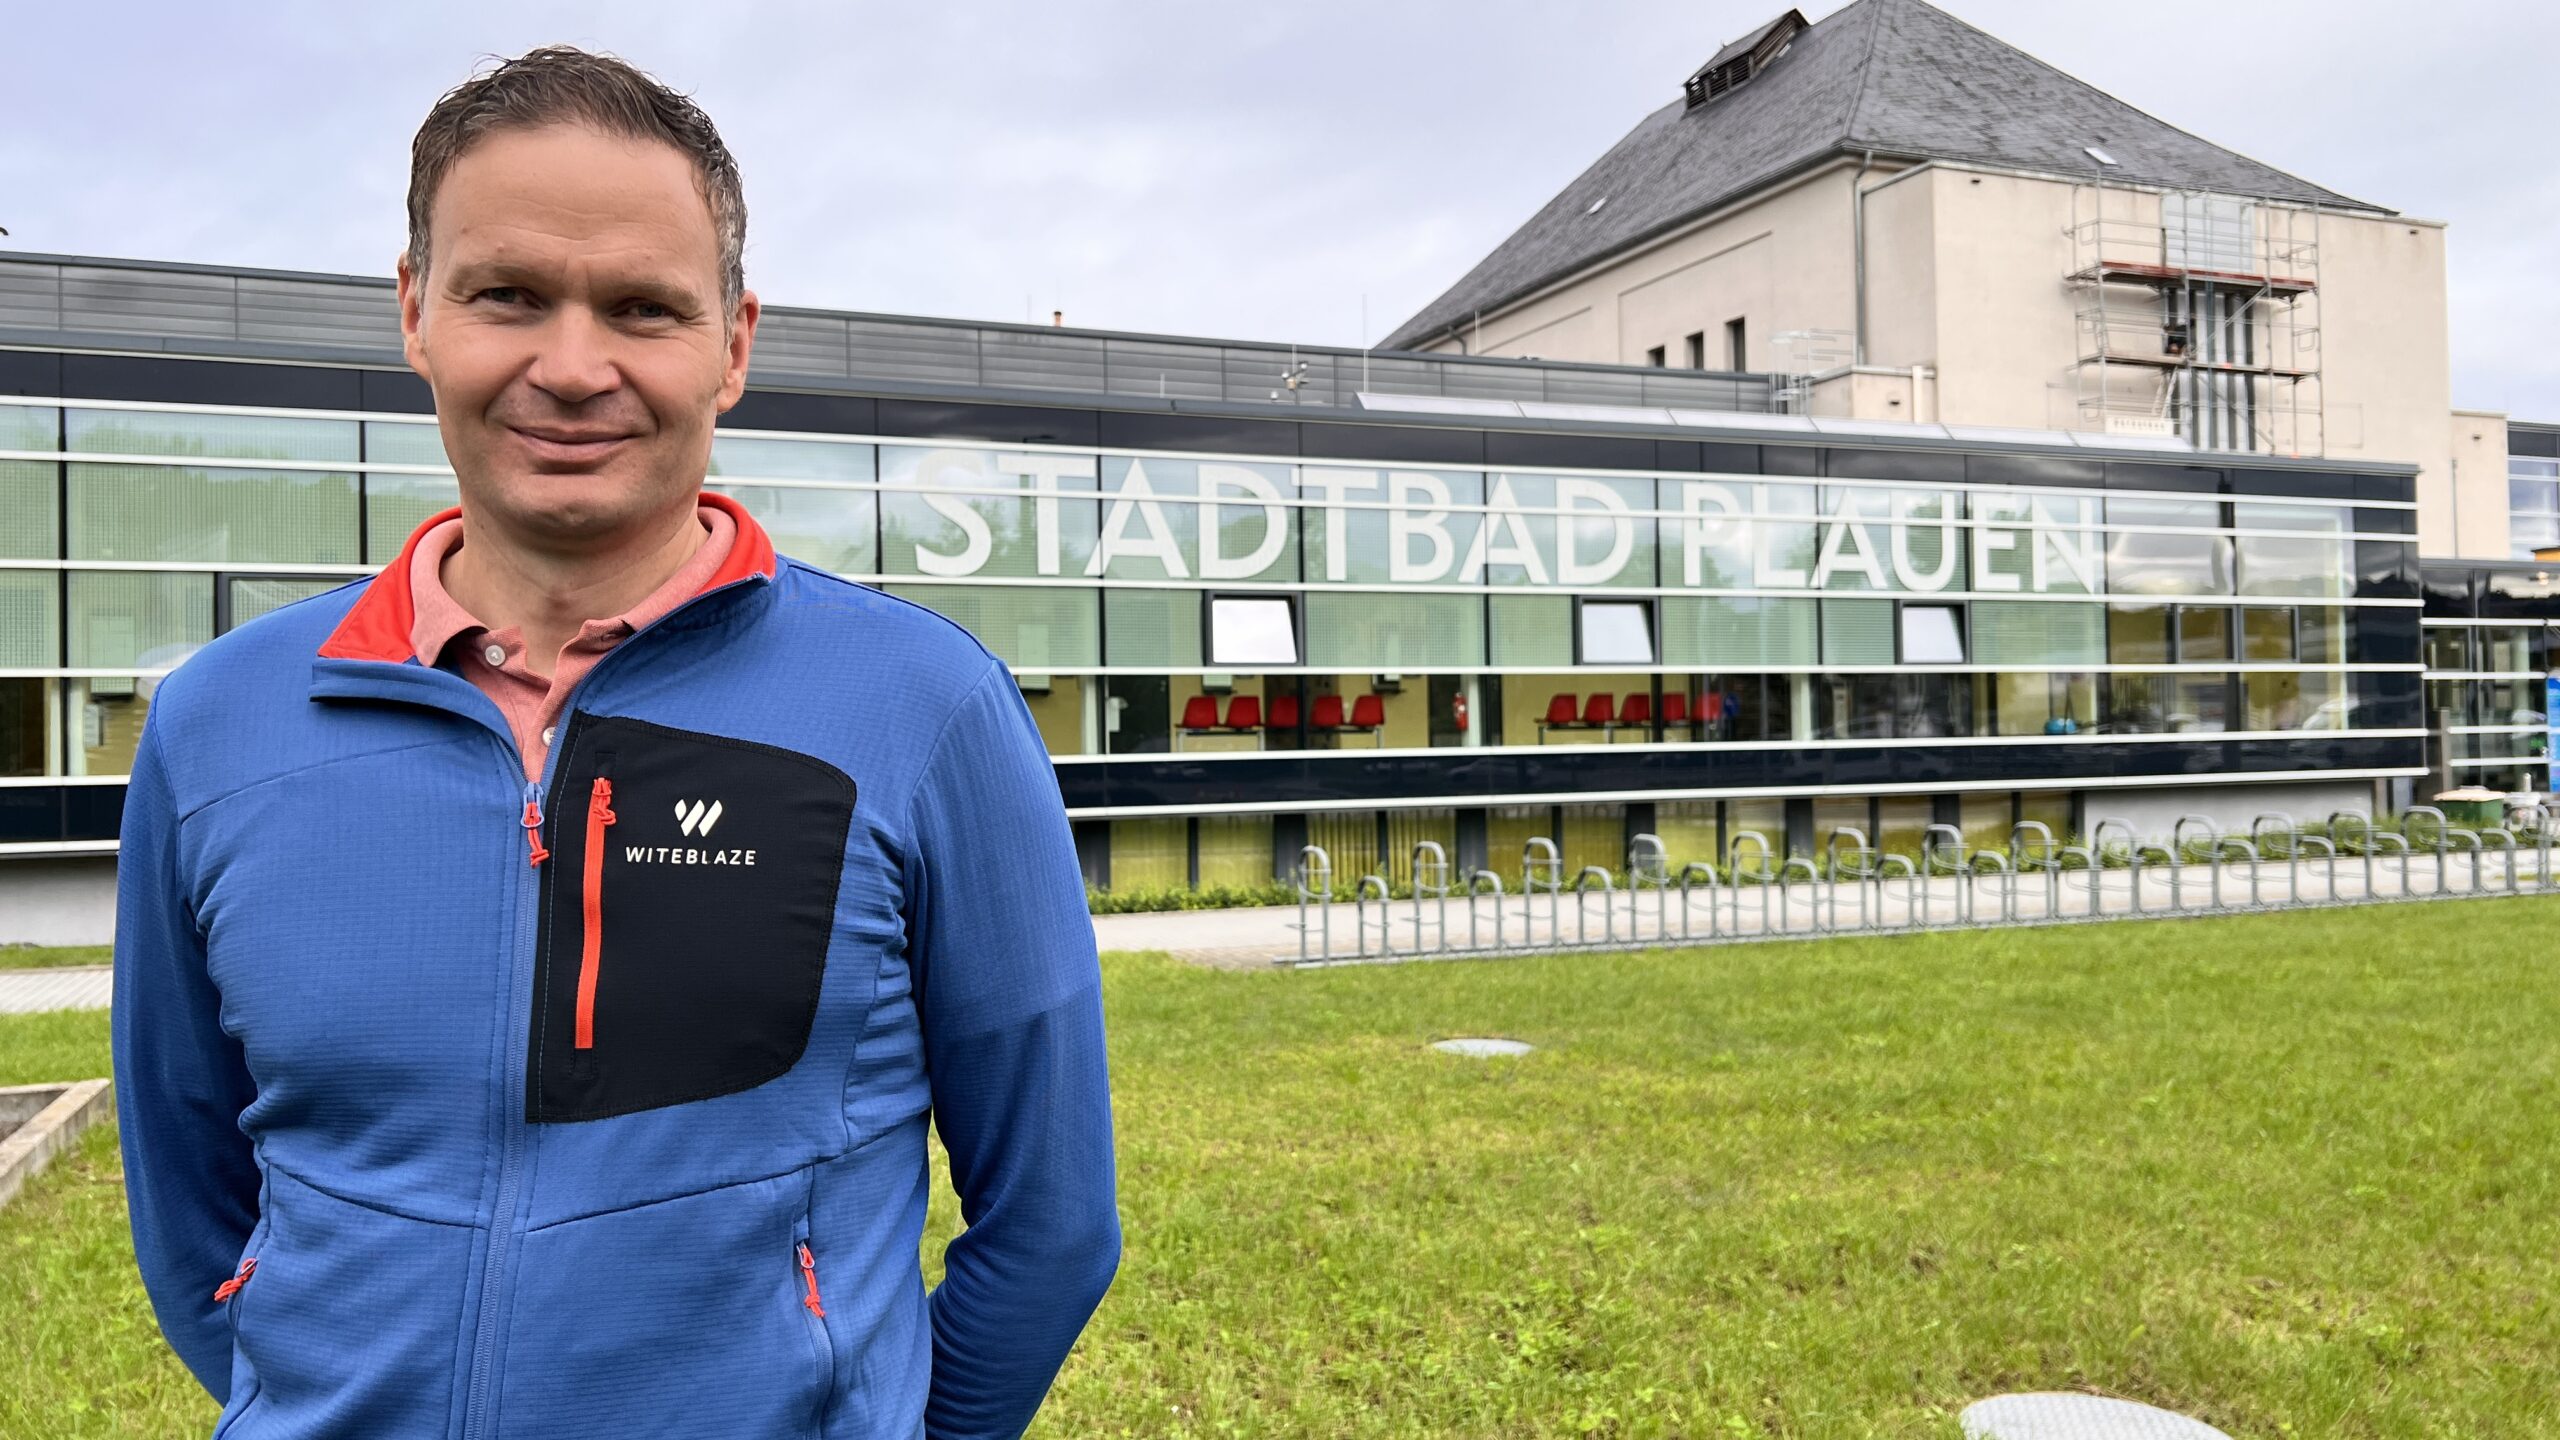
(528, 711, 856, 1123)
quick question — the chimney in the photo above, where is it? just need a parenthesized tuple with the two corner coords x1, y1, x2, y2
(1051, 310, 1064, 328)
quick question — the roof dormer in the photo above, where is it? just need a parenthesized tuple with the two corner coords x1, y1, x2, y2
(1684, 9, 1808, 107)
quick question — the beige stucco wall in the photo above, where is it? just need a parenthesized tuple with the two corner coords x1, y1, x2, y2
(1897, 167, 2083, 430)
(1424, 159, 1867, 369)
(2445, 410, 2512, 559)
(2316, 210, 2455, 536)
(1858, 164, 1936, 377)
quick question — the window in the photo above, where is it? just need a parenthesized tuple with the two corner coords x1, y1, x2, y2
(1576, 598, 1655, 665)
(2105, 496, 2231, 595)
(2177, 606, 2232, 664)
(1661, 596, 1817, 667)
(1206, 594, 1299, 666)
(1725, 317, 1747, 370)
(1306, 591, 1483, 669)
(2233, 503, 2349, 598)
(2423, 627, 2471, 672)
(1973, 601, 2102, 666)
(1684, 332, 1706, 369)
(219, 576, 344, 633)
(1900, 605, 1966, 664)
(1645, 346, 1667, 368)
(70, 464, 359, 565)
(2510, 457, 2560, 560)
(2481, 626, 2534, 674)
(67, 408, 357, 464)
(2240, 607, 2295, 662)
(884, 584, 1099, 669)
(2107, 604, 2172, 664)
(1819, 599, 1893, 665)
(0, 405, 58, 561)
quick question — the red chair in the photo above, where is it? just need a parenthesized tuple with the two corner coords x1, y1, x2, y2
(1222, 694, 1262, 731)
(1310, 694, 1347, 734)
(1617, 693, 1651, 729)
(1347, 693, 1386, 746)
(1266, 693, 1301, 732)
(1580, 693, 1615, 736)
(1660, 691, 1690, 734)
(1175, 694, 1220, 750)
(1540, 693, 1578, 744)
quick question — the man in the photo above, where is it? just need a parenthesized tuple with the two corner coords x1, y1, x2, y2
(111, 46, 1118, 1439)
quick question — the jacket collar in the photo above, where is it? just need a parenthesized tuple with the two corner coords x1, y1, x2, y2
(316, 489, 777, 665)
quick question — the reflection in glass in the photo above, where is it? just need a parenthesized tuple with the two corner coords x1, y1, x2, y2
(365, 474, 462, 560)
(69, 571, 212, 670)
(71, 463, 358, 565)
(2106, 496, 2230, 595)
(69, 409, 357, 464)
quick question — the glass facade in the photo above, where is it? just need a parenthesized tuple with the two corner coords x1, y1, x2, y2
(2420, 616, 2551, 792)
(2509, 456, 2560, 560)
(0, 388, 2431, 884)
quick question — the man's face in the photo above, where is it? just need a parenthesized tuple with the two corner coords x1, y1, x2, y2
(397, 123, 758, 552)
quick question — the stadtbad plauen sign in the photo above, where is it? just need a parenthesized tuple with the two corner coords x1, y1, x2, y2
(878, 449, 2105, 596)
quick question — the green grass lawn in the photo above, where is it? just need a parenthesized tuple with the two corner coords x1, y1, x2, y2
(0, 944, 110, 970)
(7, 898, 2559, 1437)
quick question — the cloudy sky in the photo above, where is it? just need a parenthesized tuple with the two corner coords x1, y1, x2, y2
(5, 0, 2553, 415)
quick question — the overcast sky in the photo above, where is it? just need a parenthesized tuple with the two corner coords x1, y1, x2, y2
(5, 1, 2553, 416)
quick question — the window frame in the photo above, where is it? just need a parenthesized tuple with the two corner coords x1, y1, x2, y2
(1199, 590, 1303, 668)
(1896, 602, 1968, 665)
(1572, 595, 1659, 667)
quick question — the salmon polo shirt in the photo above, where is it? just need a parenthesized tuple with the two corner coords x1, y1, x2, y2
(407, 501, 737, 782)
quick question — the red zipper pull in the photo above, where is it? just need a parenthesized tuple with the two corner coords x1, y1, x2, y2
(574, 776, 617, 1051)
(797, 1242, 826, 1318)
(522, 797, 550, 867)
(213, 1256, 257, 1302)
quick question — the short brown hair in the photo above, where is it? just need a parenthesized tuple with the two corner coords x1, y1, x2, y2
(406, 46, 747, 318)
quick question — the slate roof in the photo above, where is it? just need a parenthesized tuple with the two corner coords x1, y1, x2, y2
(1382, 0, 2388, 351)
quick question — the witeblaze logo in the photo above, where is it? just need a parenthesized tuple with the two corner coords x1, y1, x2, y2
(624, 797, 758, 867)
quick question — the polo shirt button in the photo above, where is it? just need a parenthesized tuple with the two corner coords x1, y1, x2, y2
(542, 726, 555, 746)
(483, 644, 506, 666)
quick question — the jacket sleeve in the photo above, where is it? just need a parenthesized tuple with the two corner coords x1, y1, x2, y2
(112, 717, 261, 1402)
(903, 657, 1120, 1440)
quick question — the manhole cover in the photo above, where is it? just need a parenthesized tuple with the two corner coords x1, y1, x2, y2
(1430, 1037, 1533, 1057)
(1960, 1394, 2231, 1440)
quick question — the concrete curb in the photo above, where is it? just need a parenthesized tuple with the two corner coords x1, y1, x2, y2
(0, 1078, 116, 1211)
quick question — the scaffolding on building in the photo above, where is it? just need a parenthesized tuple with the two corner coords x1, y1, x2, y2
(2065, 180, 2325, 456)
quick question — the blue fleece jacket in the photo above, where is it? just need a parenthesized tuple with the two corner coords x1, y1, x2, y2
(112, 496, 1120, 1439)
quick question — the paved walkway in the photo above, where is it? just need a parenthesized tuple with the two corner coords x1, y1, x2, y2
(1091, 904, 1312, 970)
(0, 965, 112, 1014)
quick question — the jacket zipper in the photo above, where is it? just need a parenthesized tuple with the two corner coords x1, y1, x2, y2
(521, 782, 549, 868)
(461, 767, 548, 1440)
(574, 772, 616, 1050)
(797, 1242, 826, 1318)
(457, 570, 771, 1440)
(213, 1255, 257, 1302)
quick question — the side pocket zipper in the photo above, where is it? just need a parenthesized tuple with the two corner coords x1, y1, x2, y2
(794, 1217, 836, 1431)
(797, 1242, 826, 1319)
(213, 1256, 257, 1304)
(573, 770, 616, 1050)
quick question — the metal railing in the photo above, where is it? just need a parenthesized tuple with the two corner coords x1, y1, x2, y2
(0, 251, 1783, 413)
(1280, 806, 2560, 967)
